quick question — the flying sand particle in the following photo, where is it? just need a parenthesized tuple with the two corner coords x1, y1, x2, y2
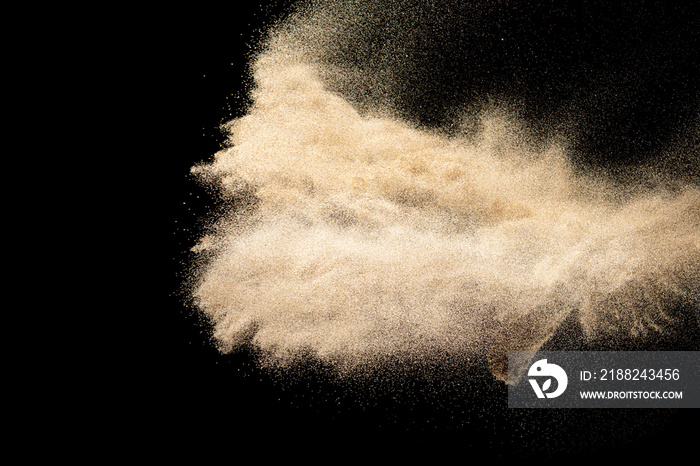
(185, 0, 700, 383)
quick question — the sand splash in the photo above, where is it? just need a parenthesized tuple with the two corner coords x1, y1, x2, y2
(186, 2, 699, 382)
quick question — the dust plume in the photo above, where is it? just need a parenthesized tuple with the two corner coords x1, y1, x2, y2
(187, 0, 699, 382)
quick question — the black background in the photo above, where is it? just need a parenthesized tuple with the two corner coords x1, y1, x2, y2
(153, 1, 698, 460)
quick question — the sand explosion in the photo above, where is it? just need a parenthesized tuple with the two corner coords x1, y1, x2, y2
(186, 0, 699, 382)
